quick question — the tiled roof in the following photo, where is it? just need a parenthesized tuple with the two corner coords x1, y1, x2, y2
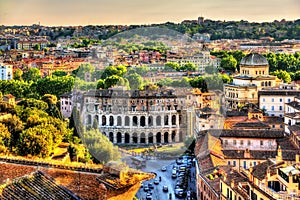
(263, 116, 283, 124)
(284, 112, 300, 119)
(286, 101, 300, 111)
(232, 121, 270, 128)
(0, 171, 80, 200)
(200, 129, 285, 139)
(252, 160, 274, 180)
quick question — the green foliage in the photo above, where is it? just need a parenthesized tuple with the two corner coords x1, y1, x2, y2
(96, 79, 105, 89)
(164, 62, 179, 71)
(104, 75, 128, 89)
(18, 98, 48, 111)
(13, 69, 23, 81)
(52, 70, 67, 77)
(0, 123, 11, 148)
(205, 65, 218, 74)
(83, 129, 121, 164)
(101, 65, 127, 79)
(126, 73, 143, 90)
(220, 55, 237, 72)
(72, 63, 95, 80)
(270, 70, 291, 83)
(22, 68, 41, 82)
(184, 136, 195, 149)
(17, 124, 62, 158)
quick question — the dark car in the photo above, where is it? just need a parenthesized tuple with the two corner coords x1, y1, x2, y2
(175, 188, 186, 198)
(162, 185, 168, 192)
(144, 186, 150, 192)
(146, 193, 152, 200)
(148, 183, 154, 189)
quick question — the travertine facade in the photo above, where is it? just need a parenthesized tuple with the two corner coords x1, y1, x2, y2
(82, 87, 191, 144)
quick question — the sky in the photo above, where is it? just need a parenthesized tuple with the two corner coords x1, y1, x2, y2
(0, 0, 299, 26)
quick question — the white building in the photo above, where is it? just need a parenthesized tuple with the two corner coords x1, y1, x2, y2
(259, 83, 300, 117)
(284, 97, 300, 134)
(0, 63, 13, 80)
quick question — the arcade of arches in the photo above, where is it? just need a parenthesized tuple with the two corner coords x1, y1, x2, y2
(85, 113, 185, 144)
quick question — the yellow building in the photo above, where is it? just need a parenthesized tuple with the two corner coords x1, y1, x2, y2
(224, 53, 278, 110)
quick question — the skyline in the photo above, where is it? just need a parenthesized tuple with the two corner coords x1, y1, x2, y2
(0, 0, 300, 26)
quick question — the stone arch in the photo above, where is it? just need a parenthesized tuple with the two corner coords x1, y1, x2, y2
(268, 81, 271, 86)
(179, 115, 182, 125)
(117, 116, 122, 126)
(125, 116, 130, 126)
(109, 116, 114, 126)
(179, 131, 183, 142)
(132, 132, 138, 144)
(156, 132, 161, 144)
(102, 115, 106, 126)
(164, 115, 169, 126)
(148, 132, 153, 144)
(172, 131, 176, 142)
(133, 116, 138, 126)
(109, 132, 114, 143)
(140, 116, 146, 127)
(140, 132, 146, 143)
(156, 116, 161, 126)
(172, 115, 176, 125)
(117, 132, 122, 143)
(164, 132, 169, 143)
(94, 115, 99, 123)
(125, 133, 130, 143)
(148, 116, 153, 127)
(87, 114, 92, 125)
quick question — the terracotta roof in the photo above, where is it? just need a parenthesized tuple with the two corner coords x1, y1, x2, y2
(0, 171, 80, 200)
(286, 101, 300, 111)
(201, 129, 285, 139)
(285, 112, 300, 119)
(251, 160, 274, 180)
(232, 121, 270, 129)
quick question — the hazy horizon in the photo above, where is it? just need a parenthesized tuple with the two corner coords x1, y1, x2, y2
(0, 0, 299, 26)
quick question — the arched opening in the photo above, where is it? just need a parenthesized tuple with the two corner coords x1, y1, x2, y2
(125, 116, 130, 126)
(164, 132, 169, 143)
(133, 116, 138, 126)
(102, 115, 106, 126)
(156, 132, 161, 144)
(268, 81, 271, 86)
(148, 132, 153, 144)
(94, 115, 99, 123)
(179, 131, 183, 142)
(125, 133, 130, 143)
(109, 132, 114, 143)
(132, 133, 138, 144)
(172, 131, 176, 142)
(117, 116, 122, 126)
(172, 115, 176, 125)
(140, 133, 146, 143)
(261, 82, 264, 86)
(179, 115, 182, 125)
(117, 132, 122, 143)
(148, 116, 153, 127)
(156, 116, 161, 126)
(140, 116, 146, 127)
(164, 115, 169, 126)
(87, 115, 92, 124)
(109, 116, 114, 126)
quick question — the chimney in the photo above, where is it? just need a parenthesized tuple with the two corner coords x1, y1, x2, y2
(276, 145, 283, 163)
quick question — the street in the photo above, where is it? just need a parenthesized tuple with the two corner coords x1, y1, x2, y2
(131, 157, 196, 200)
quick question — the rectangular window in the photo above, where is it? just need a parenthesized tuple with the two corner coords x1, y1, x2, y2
(254, 161, 257, 166)
(248, 140, 251, 146)
(225, 140, 228, 145)
(271, 106, 275, 111)
(260, 141, 263, 146)
(228, 161, 231, 165)
(262, 98, 266, 102)
(272, 98, 274, 102)
(243, 161, 247, 169)
(279, 106, 282, 110)
(233, 161, 236, 166)
(280, 98, 283, 102)
(240, 140, 244, 145)
(233, 140, 236, 145)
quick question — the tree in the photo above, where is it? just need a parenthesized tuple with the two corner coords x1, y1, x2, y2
(96, 79, 105, 89)
(205, 65, 218, 74)
(164, 62, 179, 71)
(22, 68, 41, 82)
(180, 62, 197, 72)
(83, 129, 121, 163)
(72, 63, 95, 80)
(42, 94, 62, 119)
(220, 55, 237, 72)
(104, 75, 128, 89)
(13, 69, 23, 81)
(52, 70, 67, 77)
(0, 123, 11, 148)
(126, 73, 143, 90)
(271, 70, 291, 83)
(293, 71, 300, 81)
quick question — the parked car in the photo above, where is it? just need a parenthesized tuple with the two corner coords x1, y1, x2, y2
(148, 183, 154, 189)
(161, 166, 167, 171)
(154, 179, 159, 185)
(162, 185, 168, 192)
(146, 193, 152, 200)
(144, 186, 150, 192)
(175, 188, 186, 198)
